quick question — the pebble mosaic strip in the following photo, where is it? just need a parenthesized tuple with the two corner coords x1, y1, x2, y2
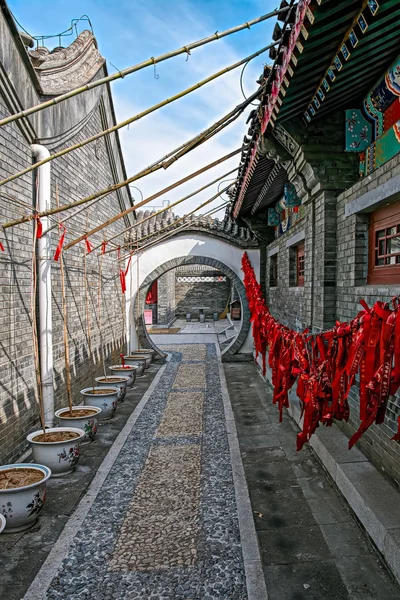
(173, 363, 206, 389)
(156, 392, 204, 438)
(46, 344, 247, 600)
(110, 444, 201, 572)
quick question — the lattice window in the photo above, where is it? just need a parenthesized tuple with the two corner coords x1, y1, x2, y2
(269, 254, 278, 287)
(297, 243, 305, 286)
(369, 203, 400, 284)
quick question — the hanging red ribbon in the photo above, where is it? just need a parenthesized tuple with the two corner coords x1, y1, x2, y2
(53, 224, 66, 262)
(0, 242, 4, 252)
(101, 241, 108, 255)
(34, 214, 43, 239)
(84, 237, 94, 254)
(120, 254, 133, 294)
(120, 353, 125, 367)
(241, 251, 400, 452)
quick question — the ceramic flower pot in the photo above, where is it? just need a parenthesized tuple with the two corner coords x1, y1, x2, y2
(0, 463, 51, 532)
(128, 352, 152, 369)
(27, 428, 85, 477)
(130, 349, 155, 365)
(109, 365, 138, 386)
(122, 356, 146, 377)
(80, 386, 119, 420)
(55, 406, 101, 443)
(95, 376, 129, 400)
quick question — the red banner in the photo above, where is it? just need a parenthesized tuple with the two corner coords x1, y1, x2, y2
(53, 224, 66, 262)
(241, 252, 400, 450)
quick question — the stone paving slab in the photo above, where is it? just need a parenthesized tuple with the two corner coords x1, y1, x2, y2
(26, 344, 249, 600)
(224, 362, 400, 600)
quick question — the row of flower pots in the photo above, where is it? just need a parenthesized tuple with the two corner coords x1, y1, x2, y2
(0, 350, 155, 533)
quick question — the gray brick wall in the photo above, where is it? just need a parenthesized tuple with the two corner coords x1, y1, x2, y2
(262, 120, 400, 484)
(157, 270, 175, 325)
(175, 268, 230, 319)
(336, 153, 400, 485)
(0, 92, 128, 463)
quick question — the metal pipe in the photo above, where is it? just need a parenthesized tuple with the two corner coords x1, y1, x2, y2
(31, 144, 54, 427)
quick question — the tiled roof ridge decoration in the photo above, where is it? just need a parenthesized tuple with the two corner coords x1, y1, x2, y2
(28, 30, 105, 95)
(304, 0, 381, 123)
(129, 210, 258, 247)
(232, 0, 314, 218)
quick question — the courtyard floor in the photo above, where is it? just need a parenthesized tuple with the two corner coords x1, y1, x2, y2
(1, 340, 399, 599)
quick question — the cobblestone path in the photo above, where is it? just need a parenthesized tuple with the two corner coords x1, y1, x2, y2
(39, 344, 249, 600)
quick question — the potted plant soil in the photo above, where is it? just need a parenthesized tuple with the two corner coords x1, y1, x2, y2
(109, 364, 138, 385)
(55, 406, 101, 443)
(80, 386, 119, 420)
(27, 428, 85, 477)
(95, 376, 129, 400)
(0, 463, 51, 532)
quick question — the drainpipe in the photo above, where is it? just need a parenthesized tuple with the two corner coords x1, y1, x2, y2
(31, 144, 54, 427)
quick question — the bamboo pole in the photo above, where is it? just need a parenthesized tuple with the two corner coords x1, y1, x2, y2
(39, 106, 242, 237)
(96, 168, 237, 254)
(120, 184, 231, 259)
(0, 8, 287, 129)
(0, 43, 272, 189)
(4, 91, 253, 231)
(63, 149, 241, 250)
(59, 251, 74, 415)
(97, 253, 108, 378)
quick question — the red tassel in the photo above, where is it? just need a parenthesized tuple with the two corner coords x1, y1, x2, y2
(120, 353, 125, 367)
(54, 224, 66, 262)
(35, 214, 43, 239)
(0, 242, 4, 252)
(120, 269, 126, 294)
(85, 237, 94, 254)
(101, 241, 108, 255)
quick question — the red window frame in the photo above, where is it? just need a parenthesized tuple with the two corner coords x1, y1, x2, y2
(297, 243, 305, 286)
(368, 203, 400, 285)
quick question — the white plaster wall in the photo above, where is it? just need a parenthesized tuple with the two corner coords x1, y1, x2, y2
(126, 234, 260, 354)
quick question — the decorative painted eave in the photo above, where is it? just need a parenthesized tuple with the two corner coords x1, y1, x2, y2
(232, 0, 399, 219)
(130, 212, 259, 248)
(232, 0, 313, 218)
(29, 30, 105, 95)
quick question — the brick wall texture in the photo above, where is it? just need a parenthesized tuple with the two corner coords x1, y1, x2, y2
(174, 267, 230, 319)
(0, 50, 130, 461)
(263, 114, 400, 485)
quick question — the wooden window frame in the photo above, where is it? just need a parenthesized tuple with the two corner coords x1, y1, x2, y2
(296, 243, 305, 287)
(368, 203, 400, 285)
(269, 254, 278, 288)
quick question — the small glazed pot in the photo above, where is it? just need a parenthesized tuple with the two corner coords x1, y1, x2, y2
(123, 356, 146, 376)
(80, 386, 119, 420)
(0, 463, 51, 532)
(95, 376, 129, 400)
(109, 365, 138, 386)
(55, 406, 101, 443)
(128, 352, 152, 369)
(27, 428, 85, 477)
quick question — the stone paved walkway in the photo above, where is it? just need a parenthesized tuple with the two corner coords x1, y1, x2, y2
(224, 362, 400, 600)
(26, 344, 255, 600)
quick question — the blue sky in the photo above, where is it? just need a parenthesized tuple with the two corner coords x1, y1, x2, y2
(9, 0, 277, 217)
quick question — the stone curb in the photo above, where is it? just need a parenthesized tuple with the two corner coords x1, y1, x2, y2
(217, 343, 268, 600)
(260, 360, 400, 586)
